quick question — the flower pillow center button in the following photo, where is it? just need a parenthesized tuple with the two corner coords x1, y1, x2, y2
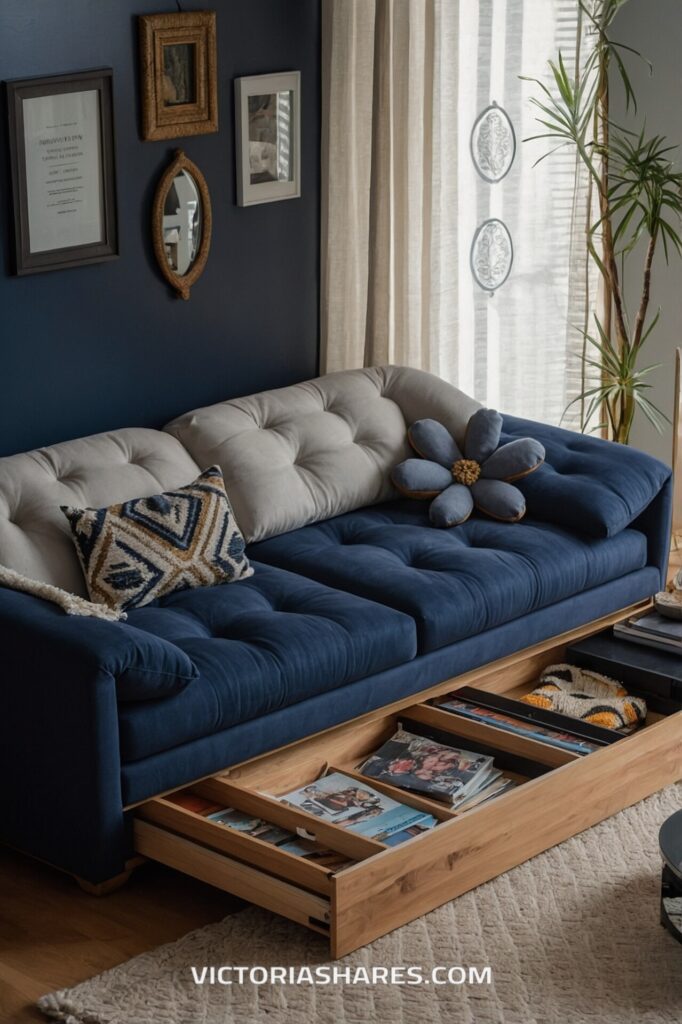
(452, 459, 481, 486)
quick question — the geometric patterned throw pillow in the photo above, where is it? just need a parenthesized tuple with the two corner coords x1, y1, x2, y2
(60, 465, 253, 613)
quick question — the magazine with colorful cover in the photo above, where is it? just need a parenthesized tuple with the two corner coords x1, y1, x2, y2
(206, 808, 294, 846)
(278, 771, 437, 843)
(452, 776, 517, 813)
(203, 809, 352, 865)
(449, 764, 502, 806)
(436, 695, 599, 756)
(382, 820, 437, 847)
(351, 806, 439, 842)
(358, 728, 494, 804)
(276, 836, 352, 868)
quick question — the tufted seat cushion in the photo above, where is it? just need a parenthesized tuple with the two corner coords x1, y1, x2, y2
(0, 429, 200, 596)
(118, 561, 417, 761)
(250, 501, 649, 654)
(164, 365, 481, 543)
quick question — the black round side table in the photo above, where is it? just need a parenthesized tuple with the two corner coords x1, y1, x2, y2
(659, 809, 682, 944)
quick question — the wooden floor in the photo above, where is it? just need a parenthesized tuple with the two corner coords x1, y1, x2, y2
(0, 847, 244, 1023)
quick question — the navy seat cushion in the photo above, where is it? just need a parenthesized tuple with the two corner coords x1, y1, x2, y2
(503, 415, 671, 538)
(250, 500, 648, 655)
(119, 562, 416, 761)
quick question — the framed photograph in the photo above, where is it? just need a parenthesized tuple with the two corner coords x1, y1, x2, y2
(235, 71, 300, 206)
(139, 11, 218, 142)
(6, 68, 118, 276)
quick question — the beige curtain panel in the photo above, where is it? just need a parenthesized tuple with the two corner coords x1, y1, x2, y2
(321, 0, 597, 427)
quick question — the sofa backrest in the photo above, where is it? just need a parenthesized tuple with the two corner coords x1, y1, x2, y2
(0, 428, 200, 595)
(165, 365, 480, 543)
(0, 366, 479, 592)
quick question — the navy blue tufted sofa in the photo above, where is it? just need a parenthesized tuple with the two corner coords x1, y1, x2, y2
(0, 367, 672, 883)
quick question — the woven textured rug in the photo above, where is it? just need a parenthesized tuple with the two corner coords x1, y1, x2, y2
(39, 784, 682, 1024)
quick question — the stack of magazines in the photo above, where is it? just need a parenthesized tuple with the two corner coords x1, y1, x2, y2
(614, 612, 682, 655)
(358, 727, 516, 812)
(168, 771, 438, 866)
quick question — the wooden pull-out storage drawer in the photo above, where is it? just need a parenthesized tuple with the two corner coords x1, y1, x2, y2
(133, 609, 682, 958)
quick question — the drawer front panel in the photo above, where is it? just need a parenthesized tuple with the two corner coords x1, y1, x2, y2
(134, 819, 331, 934)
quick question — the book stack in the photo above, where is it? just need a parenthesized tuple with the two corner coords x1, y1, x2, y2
(614, 612, 682, 655)
(358, 727, 516, 813)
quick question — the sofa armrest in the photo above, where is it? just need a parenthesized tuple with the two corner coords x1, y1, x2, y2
(0, 589, 196, 881)
(629, 474, 673, 589)
(0, 589, 198, 701)
(502, 416, 672, 584)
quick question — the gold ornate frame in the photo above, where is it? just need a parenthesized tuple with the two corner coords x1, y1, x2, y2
(152, 149, 212, 301)
(139, 11, 218, 142)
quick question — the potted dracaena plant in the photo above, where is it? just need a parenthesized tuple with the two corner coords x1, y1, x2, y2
(524, 0, 682, 443)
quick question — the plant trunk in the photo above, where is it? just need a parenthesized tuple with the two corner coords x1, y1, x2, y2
(594, 28, 630, 441)
(614, 391, 636, 445)
(633, 231, 658, 352)
(597, 38, 612, 354)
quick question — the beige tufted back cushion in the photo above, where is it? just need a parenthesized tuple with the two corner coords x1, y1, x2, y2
(0, 429, 200, 595)
(164, 365, 480, 543)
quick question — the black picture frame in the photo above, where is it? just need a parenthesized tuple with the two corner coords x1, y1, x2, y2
(6, 68, 119, 275)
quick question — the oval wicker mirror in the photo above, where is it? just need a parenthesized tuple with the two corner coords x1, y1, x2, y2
(152, 149, 212, 300)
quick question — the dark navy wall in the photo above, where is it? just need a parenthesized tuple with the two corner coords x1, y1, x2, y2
(0, 0, 321, 456)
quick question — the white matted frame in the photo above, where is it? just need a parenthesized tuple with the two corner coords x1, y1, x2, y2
(235, 71, 300, 206)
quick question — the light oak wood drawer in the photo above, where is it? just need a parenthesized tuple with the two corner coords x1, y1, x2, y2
(133, 819, 332, 936)
(133, 603, 682, 957)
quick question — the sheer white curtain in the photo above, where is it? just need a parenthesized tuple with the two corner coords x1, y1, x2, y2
(321, 0, 597, 426)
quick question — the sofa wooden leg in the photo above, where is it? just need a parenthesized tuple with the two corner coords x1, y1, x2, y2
(75, 856, 144, 896)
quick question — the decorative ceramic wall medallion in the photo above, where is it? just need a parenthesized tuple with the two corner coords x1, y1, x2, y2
(470, 219, 513, 293)
(470, 101, 516, 183)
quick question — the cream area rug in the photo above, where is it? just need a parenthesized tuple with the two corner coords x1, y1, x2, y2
(39, 784, 682, 1024)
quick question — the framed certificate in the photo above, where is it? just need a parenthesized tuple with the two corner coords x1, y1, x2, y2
(6, 68, 119, 275)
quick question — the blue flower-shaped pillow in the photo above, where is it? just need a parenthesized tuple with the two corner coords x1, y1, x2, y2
(391, 409, 545, 528)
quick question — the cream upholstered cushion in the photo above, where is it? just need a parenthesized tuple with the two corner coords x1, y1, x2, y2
(164, 365, 481, 543)
(0, 429, 200, 595)
(0, 367, 478, 592)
